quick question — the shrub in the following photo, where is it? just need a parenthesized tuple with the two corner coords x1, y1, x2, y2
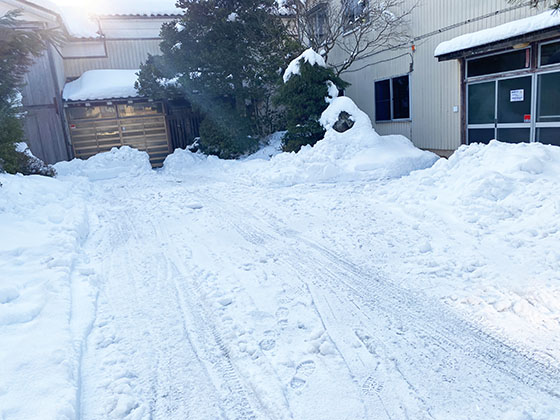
(198, 116, 258, 159)
(276, 57, 348, 153)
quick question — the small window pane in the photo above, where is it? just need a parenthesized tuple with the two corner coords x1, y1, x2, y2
(537, 128, 560, 146)
(497, 128, 530, 143)
(468, 128, 495, 144)
(392, 75, 410, 119)
(468, 49, 529, 78)
(67, 105, 116, 121)
(375, 80, 391, 121)
(117, 102, 163, 118)
(468, 82, 495, 124)
(497, 76, 532, 124)
(541, 41, 560, 66)
(538, 72, 560, 122)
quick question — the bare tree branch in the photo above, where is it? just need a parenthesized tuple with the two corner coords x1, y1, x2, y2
(285, 0, 415, 76)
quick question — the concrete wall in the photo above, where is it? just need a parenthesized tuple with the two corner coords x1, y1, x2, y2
(332, 0, 540, 152)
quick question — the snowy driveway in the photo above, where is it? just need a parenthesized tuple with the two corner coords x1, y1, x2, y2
(77, 173, 560, 419)
(2, 141, 560, 419)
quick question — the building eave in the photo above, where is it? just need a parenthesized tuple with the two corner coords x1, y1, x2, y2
(436, 25, 560, 62)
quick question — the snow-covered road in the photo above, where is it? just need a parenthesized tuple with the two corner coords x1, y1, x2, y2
(73, 172, 560, 420)
(2, 140, 560, 419)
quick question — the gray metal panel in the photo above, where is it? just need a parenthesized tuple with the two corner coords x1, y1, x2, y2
(64, 39, 163, 78)
(334, 0, 541, 152)
(21, 48, 70, 163)
(24, 108, 70, 164)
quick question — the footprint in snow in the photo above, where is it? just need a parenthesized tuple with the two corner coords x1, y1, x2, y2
(259, 330, 277, 351)
(289, 360, 316, 390)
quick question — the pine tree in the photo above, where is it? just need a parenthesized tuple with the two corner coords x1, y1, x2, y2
(0, 11, 57, 175)
(136, 0, 300, 159)
(276, 58, 348, 153)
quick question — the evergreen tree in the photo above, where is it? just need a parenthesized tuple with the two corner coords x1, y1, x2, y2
(136, 0, 300, 159)
(0, 11, 57, 175)
(276, 57, 348, 153)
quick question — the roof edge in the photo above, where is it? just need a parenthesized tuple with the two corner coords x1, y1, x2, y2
(436, 26, 560, 62)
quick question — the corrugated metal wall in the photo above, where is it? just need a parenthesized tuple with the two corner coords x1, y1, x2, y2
(22, 45, 70, 163)
(64, 39, 162, 78)
(336, 0, 540, 152)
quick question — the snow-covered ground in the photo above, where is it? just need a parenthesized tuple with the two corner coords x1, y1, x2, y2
(2, 108, 560, 418)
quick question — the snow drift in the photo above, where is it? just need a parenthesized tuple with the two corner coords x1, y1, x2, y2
(163, 97, 438, 185)
(54, 146, 153, 180)
(259, 97, 438, 185)
(0, 173, 92, 420)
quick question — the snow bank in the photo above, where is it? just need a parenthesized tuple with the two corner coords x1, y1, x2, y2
(63, 69, 140, 101)
(261, 97, 438, 185)
(55, 146, 153, 180)
(378, 140, 560, 356)
(0, 173, 93, 419)
(435, 10, 560, 56)
(162, 98, 437, 185)
(283, 49, 326, 83)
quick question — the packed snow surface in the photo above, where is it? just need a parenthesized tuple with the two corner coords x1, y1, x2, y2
(283, 48, 327, 83)
(2, 116, 560, 419)
(435, 10, 560, 56)
(63, 70, 140, 101)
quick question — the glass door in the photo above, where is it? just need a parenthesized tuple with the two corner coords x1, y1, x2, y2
(467, 81, 496, 144)
(536, 71, 560, 146)
(496, 76, 532, 143)
(467, 75, 534, 145)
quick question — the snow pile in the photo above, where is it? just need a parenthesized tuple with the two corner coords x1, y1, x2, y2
(55, 146, 153, 180)
(435, 10, 560, 56)
(63, 69, 140, 101)
(283, 49, 326, 83)
(260, 97, 438, 185)
(0, 173, 93, 420)
(161, 148, 222, 174)
(242, 131, 286, 161)
(378, 140, 560, 356)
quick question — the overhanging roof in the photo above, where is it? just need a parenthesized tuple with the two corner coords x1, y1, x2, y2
(435, 10, 560, 61)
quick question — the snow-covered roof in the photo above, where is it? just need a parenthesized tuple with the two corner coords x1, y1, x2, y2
(21, 0, 180, 38)
(63, 70, 141, 101)
(435, 10, 560, 58)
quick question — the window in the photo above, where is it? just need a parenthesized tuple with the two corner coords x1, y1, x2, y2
(307, 3, 328, 43)
(540, 41, 560, 67)
(342, 0, 368, 30)
(117, 102, 163, 118)
(375, 75, 410, 121)
(467, 49, 529, 78)
(67, 105, 117, 121)
(537, 72, 560, 122)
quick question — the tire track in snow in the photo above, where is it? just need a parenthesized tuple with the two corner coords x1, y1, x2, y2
(114, 184, 262, 420)
(197, 189, 560, 416)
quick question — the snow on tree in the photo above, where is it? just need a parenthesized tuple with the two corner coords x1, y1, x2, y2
(136, 0, 301, 159)
(275, 49, 348, 153)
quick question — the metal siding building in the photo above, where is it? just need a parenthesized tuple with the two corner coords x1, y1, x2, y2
(0, 0, 195, 165)
(333, 0, 542, 155)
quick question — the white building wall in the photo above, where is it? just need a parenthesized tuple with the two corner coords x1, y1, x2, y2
(335, 0, 540, 152)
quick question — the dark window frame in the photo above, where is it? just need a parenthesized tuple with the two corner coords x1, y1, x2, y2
(539, 39, 560, 68)
(466, 48, 531, 79)
(374, 74, 411, 122)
